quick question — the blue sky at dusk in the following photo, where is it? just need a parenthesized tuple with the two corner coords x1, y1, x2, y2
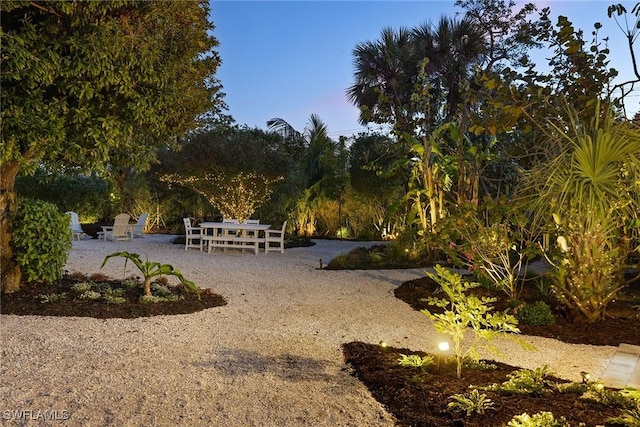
(211, 1, 638, 138)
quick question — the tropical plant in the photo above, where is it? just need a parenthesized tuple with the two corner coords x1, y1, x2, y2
(607, 387, 640, 426)
(455, 215, 538, 300)
(39, 293, 66, 304)
(292, 189, 317, 237)
(523, 102, 640, 322)
(11, 199, 72, 285)
(348, 1, 539, 216)
(71, 282, 93, 293)
(447, 389, 494, 416)
(268, 114, 340, 192)
(101, 252, 198, 298)
(607, 404, 640, 427)
(79, 291, 102, 301)
(267, 114, 349, 236)
(582, 380, 637, 408)
(1, 0, 222, 292)
(484, 366, 554, 395)
(421, 264, 527, 378)
(397, 354, 435, 371)
(507, 411, 570, 427)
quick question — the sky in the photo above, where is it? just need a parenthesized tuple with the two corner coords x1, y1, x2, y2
(211, 1, 639, 138)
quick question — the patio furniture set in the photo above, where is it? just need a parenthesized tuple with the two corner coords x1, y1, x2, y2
(66, 212, 285, 254)
(65, 212, 148, 241)
(184, 218, 286, 254)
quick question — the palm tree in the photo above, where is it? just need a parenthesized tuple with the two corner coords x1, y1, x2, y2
(523, 101, 640, 322)
(413, 16, 488, 206)
(268, 114, 335, 190)
(346, 26, 417, 135)
(348, 16, 489, 221)
(268, 114, 341, 235)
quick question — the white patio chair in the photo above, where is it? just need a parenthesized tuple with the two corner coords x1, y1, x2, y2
(265, 221, 287, 254)
(98, 213, 132, 241)
(183, 217, 203, 251)
(131, 213, 148, 238)
(65, 211, 88, 241)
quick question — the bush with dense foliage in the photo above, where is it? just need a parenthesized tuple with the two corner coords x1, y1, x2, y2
(12, 199, 72, 284)
(516, 301, 556, 327)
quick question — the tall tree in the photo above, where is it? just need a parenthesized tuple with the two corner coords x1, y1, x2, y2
(268, 114, 338, 192)
(1, 0, 223, 292)
(346, 26, 418, 137)
(348, 1, 539, 226)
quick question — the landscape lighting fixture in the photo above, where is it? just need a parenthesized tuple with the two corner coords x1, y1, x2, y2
(438, 341, 450, 352)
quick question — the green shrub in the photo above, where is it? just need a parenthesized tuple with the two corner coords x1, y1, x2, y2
(397, 354, 435, 371)
(483, 366, 554, 395)
(12, 199, 72, 283)
(607, 400, 640, 426)
(517, 301, 556, 327)
(507, 411, 570, 426)
(421, 265, 529, 379)
(447, 389, 494, 416)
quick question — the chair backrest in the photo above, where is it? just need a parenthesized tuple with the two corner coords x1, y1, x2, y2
(183, 217, 191, 228)
(183, 217, 200, 233)
(66, 211, 83, 233)
(134, 213, 148, 232)
(111, 213, 131, 237)
(245, 219, 260, 224)
(223, 218, 239, 224)
(280, 220, 287, 233)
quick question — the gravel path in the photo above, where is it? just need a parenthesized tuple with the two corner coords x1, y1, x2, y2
(1, 236, 616, 426)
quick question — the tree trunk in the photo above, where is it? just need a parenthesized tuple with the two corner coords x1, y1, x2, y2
(115, 167, 133, 213)
(144, 278, 152, 297)
(422, 136, 439, 230)
(1, 160, 23, 293)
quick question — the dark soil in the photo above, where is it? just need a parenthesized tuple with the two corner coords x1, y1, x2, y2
(394, 274, 640, 347)
(0, 273, 226, 318)
(340, 264, 640, 426)
(343, 341, 629, 427)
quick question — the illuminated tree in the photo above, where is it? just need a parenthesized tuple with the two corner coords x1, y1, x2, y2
(161, 172, 282, 223)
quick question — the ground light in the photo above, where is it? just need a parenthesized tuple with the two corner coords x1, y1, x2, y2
(438, 341, 450, 371)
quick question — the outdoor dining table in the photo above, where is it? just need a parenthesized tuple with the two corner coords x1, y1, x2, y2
(199, 222, 271, 254)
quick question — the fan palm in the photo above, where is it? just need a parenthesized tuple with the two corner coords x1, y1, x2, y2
(346, 26, 417, 133)
(524, 101, 640, 322)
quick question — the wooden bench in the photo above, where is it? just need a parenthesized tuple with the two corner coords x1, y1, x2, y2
(202, 234, 264, 255)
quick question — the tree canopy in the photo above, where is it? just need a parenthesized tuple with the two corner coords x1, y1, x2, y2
(1, 0, 224, 292)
